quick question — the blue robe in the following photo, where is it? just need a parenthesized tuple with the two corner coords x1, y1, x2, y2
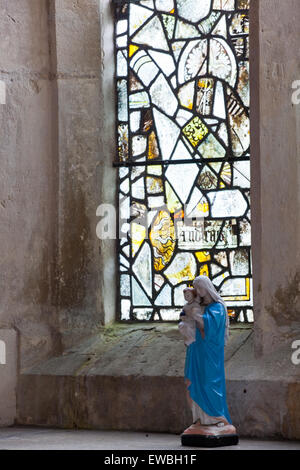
(184, 301, 232, 424)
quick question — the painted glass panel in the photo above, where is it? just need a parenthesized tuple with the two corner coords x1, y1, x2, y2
(115, 0, 252, 323)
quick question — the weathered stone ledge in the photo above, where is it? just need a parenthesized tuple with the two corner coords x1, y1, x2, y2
(16, 324, 300, 439)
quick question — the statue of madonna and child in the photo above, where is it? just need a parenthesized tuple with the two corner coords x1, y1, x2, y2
(178, 275, 239, 447)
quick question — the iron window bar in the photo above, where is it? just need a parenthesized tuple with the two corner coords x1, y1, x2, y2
(113, 156, 250, 167)
(114, 0, 142, 4)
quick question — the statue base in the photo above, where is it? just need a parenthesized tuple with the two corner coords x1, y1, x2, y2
(181, 420, 239, 448)
(181, 433, 239, 448)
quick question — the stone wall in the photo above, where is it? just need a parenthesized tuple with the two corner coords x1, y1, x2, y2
(0, 0, 116, 368)
(0, 0, 115, 423)
(54, 0, 115, 348)
(0, 0, 60, 369)
(54, 0, 117, 347)
(251, 0, 300, 357)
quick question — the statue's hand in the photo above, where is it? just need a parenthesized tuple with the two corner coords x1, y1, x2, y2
(178, 310, 185, 323)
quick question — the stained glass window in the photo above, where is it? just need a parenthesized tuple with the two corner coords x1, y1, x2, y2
(114, 0, 252, 323)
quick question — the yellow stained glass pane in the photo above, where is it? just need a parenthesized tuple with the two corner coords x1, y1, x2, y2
(195, 201, 209, 216)
(164, 253, 196, 284)
(146, 176, 163, 194)
(198, 78, 213, 89)
(228, 309, 235, 318)
(199, 264, 209, 276)
(131, 222, 146, 256)
(129, 44, 139, 57)
(174, 208, 184, 220)
(195, 251, 211, 263)
(182, 116, 209, 147)
(150, 210, 176, 271)
(148, 131, 159, 159)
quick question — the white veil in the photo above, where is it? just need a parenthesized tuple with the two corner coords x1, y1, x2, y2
(193, 275, 230, 344)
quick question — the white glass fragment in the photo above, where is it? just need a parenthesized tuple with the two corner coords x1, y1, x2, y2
(175, 109, 193, 127)
(207, 189, 247, 218)
(185, 187, 209, 218)
(212, 14, 227, 38)
(172, 41, 186, 61)
(174, 284, 188, 306)
(130, 111, 141, 132)
(132, 16, 169, 51)
(239, 218, 251, 246)
(178, 81, 195, 109)
(117, 80, 128, 121)
(140, 0, 154, 8)
(120, 196, 130, 222)
(133, 308, 153, 320)
(213, 0, 235, 10)
(154, 283, 172, 305)
(121, 299, 131, 320)
(132, 277, 152, 305)
(148, 195, 165, 208)
(129, 3, 153, 36)
(198, 133, 226, 159)
(232, 161, 250, 188)
(132, 242, 152, 297)
(117, 50, 128, 77)
(129, 91, 150, 109)
(175, 19, 200, 39)
(148, 50, 176, 76)
(209, 38, 237, 87)
(132, 135, 147, 156)
(160, 309, 182, 320)
(153, 108, 180, 160)
(117, 20, 128, 36)
(213, 81, 226, 119)
(130, 50, 159, 86)
(155, 0, 174, 12)
(213, 271, 230, 286)
(178, 39, 208, 85)
(229, 249, 249, 275)
(120, 274, 131, 296)
(116, 34, 127, 48)
(177, 0, 211, 23)
(165, 141, 198, 203)
(132, 177, 145, 199)
(150, 73, 178, 116)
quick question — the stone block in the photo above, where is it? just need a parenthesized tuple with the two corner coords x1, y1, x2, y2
(0, 329, 17, 426)
(0, 0, 50, 73)
(55, 0, 101, 75)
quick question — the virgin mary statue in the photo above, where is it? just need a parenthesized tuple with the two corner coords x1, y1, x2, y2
(179, 275, 238, 447)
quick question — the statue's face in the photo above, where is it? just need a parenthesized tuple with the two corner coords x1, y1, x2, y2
(184, 289, 195, 302)
(196, 283, 206, 297)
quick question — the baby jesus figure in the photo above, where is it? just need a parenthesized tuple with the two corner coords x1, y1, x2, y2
(178, 287, 205, 345)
